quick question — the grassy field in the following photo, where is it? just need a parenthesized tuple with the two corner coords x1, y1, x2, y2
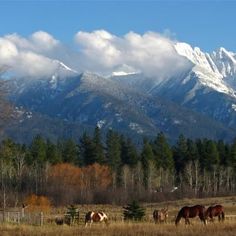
(0, 196, 236, 235)
(0, 221, 236, 236)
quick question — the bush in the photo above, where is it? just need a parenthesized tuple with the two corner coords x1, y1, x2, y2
(65, 205, 79, 225)
(123, 200, 145, 221)
(24, 194, 51, 213)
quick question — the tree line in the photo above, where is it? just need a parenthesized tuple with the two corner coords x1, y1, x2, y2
(0, 127, 236, 206)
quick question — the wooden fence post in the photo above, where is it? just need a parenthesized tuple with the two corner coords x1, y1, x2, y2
(40, 212, 43, 226)
(21, 206, 25, 218)
(17, 212, 20, 224)
(7, 212, 9, 222)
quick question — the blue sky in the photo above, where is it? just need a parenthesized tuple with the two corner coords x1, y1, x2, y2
(0, 0, 235, 52)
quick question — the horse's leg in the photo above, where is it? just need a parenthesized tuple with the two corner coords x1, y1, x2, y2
(185, 218, 190, 225)
(199, 214, 206, 225)
(105, 219, 109, 227)
(185, 218, 187, 225)
(222, 211, 225, 222)
(208, 214, 213, 223)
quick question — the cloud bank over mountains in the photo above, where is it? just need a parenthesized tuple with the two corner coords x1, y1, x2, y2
(0, 30, 192, 79)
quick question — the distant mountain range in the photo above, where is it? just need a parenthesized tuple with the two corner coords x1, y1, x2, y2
(2, 42, 236, 143)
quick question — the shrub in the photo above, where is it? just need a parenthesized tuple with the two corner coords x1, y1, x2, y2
(123, 200, 145, 221)
(65, 205, 79, 225)
(24, 194, 51, 213)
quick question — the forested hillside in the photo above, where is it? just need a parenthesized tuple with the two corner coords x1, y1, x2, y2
(0, 127, 235, 206)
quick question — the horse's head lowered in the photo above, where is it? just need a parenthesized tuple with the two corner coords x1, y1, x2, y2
(85, 211, 109, 227)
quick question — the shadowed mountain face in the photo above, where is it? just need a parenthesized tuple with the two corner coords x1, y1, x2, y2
(2, 43, 236, 143)
(3, 67, 236, 143)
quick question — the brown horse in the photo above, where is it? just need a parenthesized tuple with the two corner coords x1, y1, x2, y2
(175, 205, 206, 226)
(85, 211, 109, 227)
(153, 208, 168, 223)
(205, 205, 225, 222)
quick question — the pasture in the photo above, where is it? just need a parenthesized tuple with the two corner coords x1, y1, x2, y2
(0, 196, 236, 235)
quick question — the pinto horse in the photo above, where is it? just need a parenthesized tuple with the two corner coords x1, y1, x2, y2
(175, 205, 206, 226)
(205, 205, 225, 222)
(85, 211, 109, 227)
(153, 208, 168, 223)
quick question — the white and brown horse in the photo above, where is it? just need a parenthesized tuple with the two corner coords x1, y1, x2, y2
(85, 211, 109, 227)
(153, 208, 168, 223)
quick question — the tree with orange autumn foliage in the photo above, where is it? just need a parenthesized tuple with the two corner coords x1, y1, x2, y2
(24, 194, 51, 213)
(47, 163, 112, 205)
(47, 163, 82, 205)
(49, 163, 82, 187)
(81, 163, 111, 190)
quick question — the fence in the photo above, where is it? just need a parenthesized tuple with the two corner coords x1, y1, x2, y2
(0, 210, 44, 226)
(0, 209, 235, 226)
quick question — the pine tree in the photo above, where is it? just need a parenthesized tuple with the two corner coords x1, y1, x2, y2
(153, 132, 173, 170)
(93, 126, 106, 164)
(141, 139, 153, 189)
(79, 132, 97, 166)
(173, 134, 188, 174)
(62, 139, 79, 164)
(65, 205, 79, 225)
(217, 140, 230, 166)
(186, 139, 199, 162)
(46, 139, 61, 164)
(196, 138, 207, 170)
(106, 129, 121, 170)
(29, 135, 47, 165)
(123, 200, 145, 221)
(230, 139, 236, 170)
(205, 140, 219, 170)
(120, 137, 138, 168)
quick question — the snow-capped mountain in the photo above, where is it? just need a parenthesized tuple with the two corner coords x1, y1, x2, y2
(144, 43, 236, 128)
(3, 42, 236, 142)
(174, 43, 236, 97)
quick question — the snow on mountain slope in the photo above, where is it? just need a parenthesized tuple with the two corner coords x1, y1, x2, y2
(212, 47, 236, 77)
(175, 43, 236, 98)
(4, 38, 236, 142)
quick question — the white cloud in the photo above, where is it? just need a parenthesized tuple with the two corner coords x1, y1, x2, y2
(0, 30, 192, 79)
(0, 38, 18, 62)
(74, 30, 192, 78)
(0, 32, 69, 78)
(31, 31, 59, 50)
(5, 31, 59, 52)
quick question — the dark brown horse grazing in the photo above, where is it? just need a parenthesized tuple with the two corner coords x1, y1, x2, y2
(175, 205, 206, 226)
(153, 208, 168, 223)
(85, 211, 109, 227)
(205, 205, 225, 222)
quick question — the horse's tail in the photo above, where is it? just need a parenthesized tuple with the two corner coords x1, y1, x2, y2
(175, 211, 182, 226)
(153, 210, 158, 223)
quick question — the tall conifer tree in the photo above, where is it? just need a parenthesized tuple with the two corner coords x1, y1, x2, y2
(141, 139, 154, 189)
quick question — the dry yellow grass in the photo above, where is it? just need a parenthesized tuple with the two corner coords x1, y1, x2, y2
(0, 221, 236, 236)
(1, 196, 236, 235)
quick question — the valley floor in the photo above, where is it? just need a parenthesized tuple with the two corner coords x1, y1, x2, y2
(0, 221, 236, 236)
(0, 196, 236, 235)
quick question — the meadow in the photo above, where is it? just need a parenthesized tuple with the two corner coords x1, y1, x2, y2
(0, 196, 236, 236)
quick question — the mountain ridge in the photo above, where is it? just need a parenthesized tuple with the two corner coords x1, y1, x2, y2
(2, 41, 236, 142)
